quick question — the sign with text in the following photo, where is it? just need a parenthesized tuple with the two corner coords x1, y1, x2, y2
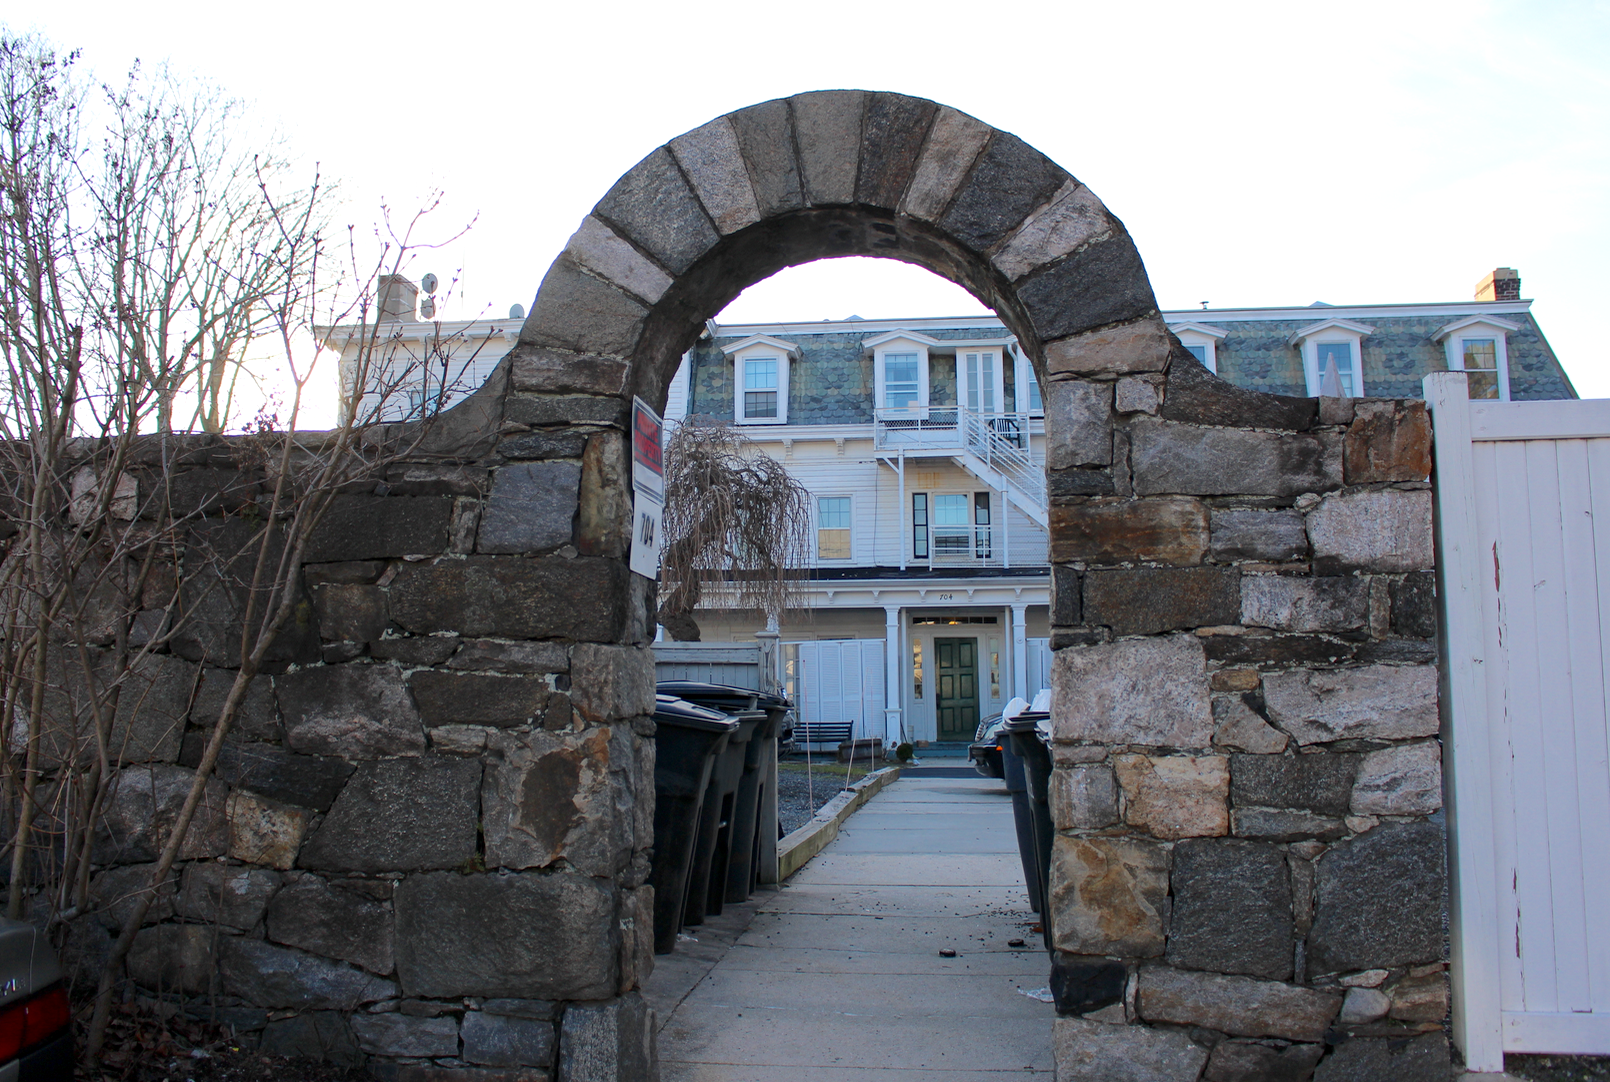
(630, 398, 665, 579)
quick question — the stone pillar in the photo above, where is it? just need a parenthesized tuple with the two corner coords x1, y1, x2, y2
(1011, 602, 1029, 701)
(883, 605, 904, 747)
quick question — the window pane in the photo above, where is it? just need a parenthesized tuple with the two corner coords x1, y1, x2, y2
(818, 497, 850, 529)
(912, 493, 928, 559)
(744, 390, 777, 417)
(934, 494, 969, 526)
(817, 529, 850, 559)
(1186, 344, 1207, 364)
(1462, 339, 1497, 371)
(912, 640, 923, 699)
(1467, 371, 1501, 399)
(1316, 342, 1358, 397)
(744, 358, 778, 388)
(884, 352, 920, 409)
(1027, 371, 1042, 412)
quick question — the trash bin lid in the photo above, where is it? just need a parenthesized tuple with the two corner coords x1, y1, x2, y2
(1000, 710, 1050, 734)
(656, 680, 759, 711)
(653, 694, 739, 733)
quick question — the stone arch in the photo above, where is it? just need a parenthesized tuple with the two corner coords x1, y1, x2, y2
(174, 92, 1444, 1079)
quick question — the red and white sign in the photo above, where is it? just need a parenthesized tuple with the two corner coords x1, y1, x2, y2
(630, 398, 665, 578)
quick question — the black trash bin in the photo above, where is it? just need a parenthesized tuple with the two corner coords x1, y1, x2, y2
(649, 694, 738, 955)
(1001, 711, 1054, 949)
(998, 731, 1042, 914)
(682, 706, 766, 924)
(656, 681, 794, 903)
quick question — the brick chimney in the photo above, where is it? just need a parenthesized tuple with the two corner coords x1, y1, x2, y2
(377, 275, 418, 322)
(1474, 267, 1520, 302)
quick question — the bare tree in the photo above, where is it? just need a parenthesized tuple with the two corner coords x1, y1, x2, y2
(656, 418, 813, 641)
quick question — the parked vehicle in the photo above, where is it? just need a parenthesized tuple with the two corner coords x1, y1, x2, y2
(968, 713, 1007, 779)
(0, 916, 73, 1079)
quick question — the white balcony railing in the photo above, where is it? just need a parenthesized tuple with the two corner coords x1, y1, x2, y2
(874, 406, 1047, 510)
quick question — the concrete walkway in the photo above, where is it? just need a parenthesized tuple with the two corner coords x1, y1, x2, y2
(645, 773, 1055, 1080)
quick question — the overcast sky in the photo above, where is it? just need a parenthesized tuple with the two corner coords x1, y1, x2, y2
(14, 0, 1610, 407)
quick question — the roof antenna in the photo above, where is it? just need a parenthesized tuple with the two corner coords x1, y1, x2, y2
(1200, 301, 1209, 310)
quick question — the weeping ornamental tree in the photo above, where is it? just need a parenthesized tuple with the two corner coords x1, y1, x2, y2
(656, 419, 813, 641)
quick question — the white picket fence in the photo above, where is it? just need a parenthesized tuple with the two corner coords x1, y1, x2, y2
(1428, 373, 1610, 1069)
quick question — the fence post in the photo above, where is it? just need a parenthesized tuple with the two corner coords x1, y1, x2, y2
(1426, 370, 1505, 1072)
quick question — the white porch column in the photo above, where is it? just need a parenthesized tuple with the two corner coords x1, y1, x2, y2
(883, 605, 904, 747)
(1011, 603, 1030, 701)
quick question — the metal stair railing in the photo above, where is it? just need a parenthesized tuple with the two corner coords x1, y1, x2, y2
(959, 409, 1046, 510)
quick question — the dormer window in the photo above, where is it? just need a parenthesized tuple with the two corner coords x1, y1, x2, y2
(1290, 318, 1374, 398)
(722, 334, 799, 424)
(1168, 322, 1229, 374)
(1434, 315, 1519, 401)
(865, 331, 939, 415)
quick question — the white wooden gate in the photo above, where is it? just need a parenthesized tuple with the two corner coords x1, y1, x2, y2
(1429, 372, 1610, 1069)
(787, 639, 885, 741)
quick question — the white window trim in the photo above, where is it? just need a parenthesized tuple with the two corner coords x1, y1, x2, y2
(722, 334, 799, 424)
(1289, 318, 1375, 398)
(1434, 315, 1519, 402)
(814, 494, 853, 562)
(1008, 341, 1042, 415)
(1168, 321, 1228, 375)
(865, 331, 939, 414)
(957, 347, 1006, 415)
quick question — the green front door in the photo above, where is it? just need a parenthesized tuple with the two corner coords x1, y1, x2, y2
(935, 637, 979, 741)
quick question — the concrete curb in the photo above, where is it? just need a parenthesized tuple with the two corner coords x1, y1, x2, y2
(776, 765, 903, 881)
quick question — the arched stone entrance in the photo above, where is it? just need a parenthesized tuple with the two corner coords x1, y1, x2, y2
(111, 93, 1447, 1080)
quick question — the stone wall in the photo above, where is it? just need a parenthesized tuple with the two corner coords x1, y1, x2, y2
(1042, 357, 1451, 1081)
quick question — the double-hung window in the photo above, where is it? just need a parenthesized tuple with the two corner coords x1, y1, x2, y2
(722, 334, 798, 424)
(742, 357, 779, 419)
(1435, 316, 1518, 401)
(866, 332, 938, 418)
(1290, 318, 1374, 398)
(932, 494, 971, 557)
(961, 351, 1000, 413)
(817, 496, 851, 561)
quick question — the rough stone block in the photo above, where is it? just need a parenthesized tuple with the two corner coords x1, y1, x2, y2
(298, 756, 482, 873)
(895, 104, 991, 220)
(1387, 968, 1448, 1022)
(1161, 348, 1319, 431)
(1337, 985, 1391, 1024)
(96, 764, 227, 864)
(1166, 839, 1293, 980)
(201, 741, 354, 812)
(394, 871, 618, 1000)
(1204, 633, 1359, 669)
(577, 432, 631, 559)
(258, 1012, 361, 1066)
(449, 639, 569, 674)
(498, 429, 591, 461)
(278, 663, 425, 758)
(220, 937, 395, 1009)
(555, 993, 655, 1082)
(1311, 1032, 1449, 1082)
(1230, 752, 1359, 816)
(1049, 467, 1116, 498)
(1210, 509, 1310, 563)
(129, 925, 215, 995)
(509, 346, 630, 400)
(570, 644, 656, 723)
(1052, 635, 1213, 748)
(177, 863, 280, 930)
(305, 495, 453, 562)
(1391, 572, 1438, 638)
(1021, 238, 1156, 344)
(1051, 1016, 1208, 1082)
(1137, 966, 1341, 1042)
(1084, 567, 1240, 635)
(267, 874, 394, 975)
(993, 181, 1113, 281)
(729, 98, 804, 217)
(388, 556, 632, 644)
(856, 93, 938, 209)
(1350, 741, 1443, 816)
(1115, 754, 1229, 840)
(1051, 565, 1082, 626)
(1204, 1040, 1323, 1082)
(109, 652, 195, 764)
(1231, 808, 1348, 843)
(1050, 764, 1118, 831)
(1049, 836, 1170, 957)
(478, 461, 581, 555)
(313, 584, 389, 643)
(1240, 575, 1368, 633)
(228, 790, 310, 870)
(461, 1010, 557, 1068)
(791, 90, 865, 206)
(519, 256, 647, 358)
(1262, 665, 1438, 744)
(558, 216, 673, 308)
(1113, 373, 1162, 415)
(1344, 400, 1432, 484)
(940, 130, 1067, 253)
(1045, 315, 1173, 378)
(174, 518, 320, 667)
(1131, 418, 1342, 498)
(89, 863, 176, 929)
(409, 671, 554, 728)
(351, 1012, 460, 1058)
(594, 147, 718, 275)
(1044, 379, 1113, 469)
(667, 117, 760, 236)
(1048, 954, 1127, 1015)
(1307, 489, 1433, 573)
(1308, 821, 1446, 975)
(482, 728, 627, 877)
(1212, 695, 1288, 754)
(1049, 496, 1209, 566)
